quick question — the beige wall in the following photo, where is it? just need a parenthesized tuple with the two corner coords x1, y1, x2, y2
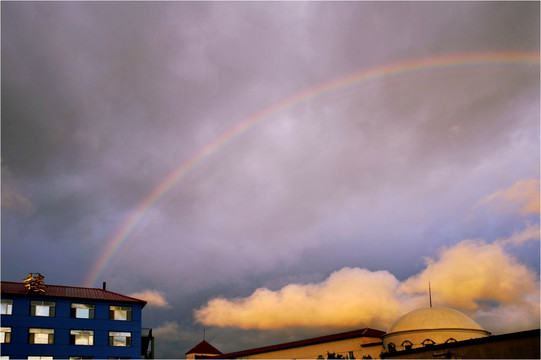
(235, 337, 384, 359)
(382, 328, 490, 352)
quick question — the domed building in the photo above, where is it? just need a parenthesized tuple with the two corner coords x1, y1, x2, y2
(382, 306, 491, 353)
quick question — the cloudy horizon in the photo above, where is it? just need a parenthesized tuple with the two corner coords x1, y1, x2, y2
(2, 1, 539, 358)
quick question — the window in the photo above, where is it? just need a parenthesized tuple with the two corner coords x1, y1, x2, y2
(388, 342, 397, 353)
(349, 351, 355, 359)
(401, 340, 413, 350)
(1, 299, 13, 315)
(30, 301, 55, 317)
(1, 327, 11, 343)
(70, 330, 94, 345)
(29, 328, 54, 344)
(109, 306, 131, 321)
(422, 338, 435, 347)
(71, 303, 95, 319)
(28, 357, 53, 360)
(70, 357, 93, 360)
(109, 331, 131, 347)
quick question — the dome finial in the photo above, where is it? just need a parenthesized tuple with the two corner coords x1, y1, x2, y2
(429, 281, 432, 308)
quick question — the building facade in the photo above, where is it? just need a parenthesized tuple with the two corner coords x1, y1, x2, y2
(187, 306, 539, 359)
(189, 328, 385, 359)
(1, 277, 150, 359)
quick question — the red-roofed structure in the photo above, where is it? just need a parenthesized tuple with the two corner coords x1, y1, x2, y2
(186, 339, 224, 358)
(193, 328, 385, 359)
(1, 281, 147, 305)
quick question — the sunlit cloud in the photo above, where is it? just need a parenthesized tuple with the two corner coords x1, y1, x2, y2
(400, 239, 539, 312)
(195, 237, 539, 332)
(195, 267, 424, 330)
(496, 222, 540, 246)
(128, 289, 171, 308)
(478, 178, 540, 215)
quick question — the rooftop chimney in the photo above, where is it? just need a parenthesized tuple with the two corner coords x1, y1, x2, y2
(102, 282, 107, 291)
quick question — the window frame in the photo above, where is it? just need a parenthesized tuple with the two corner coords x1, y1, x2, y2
(71, 303, 95, 319)
(1, 327, 11, 344)
(108, 331, 132, 347)
(30, 301, 56, 317)
(109, 306, 132, 321)
(1, 299, 13, 315)
(70, 329, 95, 345)
(28, 328, 55, 344)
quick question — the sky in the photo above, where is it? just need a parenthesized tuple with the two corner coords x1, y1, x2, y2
(1, 1, 540, 358)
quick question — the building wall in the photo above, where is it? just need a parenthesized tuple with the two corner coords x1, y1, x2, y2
(382, 328, 490, 352)
(232, 337, 383, 359)
(382, 329, 540, 359)
(1, 295, 143, 359)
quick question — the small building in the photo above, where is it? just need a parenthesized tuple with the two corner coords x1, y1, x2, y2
(188, 306, 539, 359)
(186, 339, 223, 359)
(1, 275, 152, 359)
(201, 328, 385, 359)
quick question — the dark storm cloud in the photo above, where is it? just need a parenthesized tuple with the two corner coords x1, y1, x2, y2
(2, 1, 539, 358)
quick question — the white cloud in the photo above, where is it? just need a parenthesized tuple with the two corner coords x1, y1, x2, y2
(128, 289, 171, 308)
(195, 236, 539, 332)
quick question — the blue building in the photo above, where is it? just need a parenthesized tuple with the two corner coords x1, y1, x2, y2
(1, 275, 152, 359)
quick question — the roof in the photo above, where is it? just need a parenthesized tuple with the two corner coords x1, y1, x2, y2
(215, 328, 385, 358)
(1, 281, 147, 306)
(386, 307, 486, 334)
(186, 340, 223, 355)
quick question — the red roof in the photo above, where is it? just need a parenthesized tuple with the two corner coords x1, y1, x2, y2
(186, 340, 223, 355)
(214, 328, 385, 358)
(1, 281, 146, 306)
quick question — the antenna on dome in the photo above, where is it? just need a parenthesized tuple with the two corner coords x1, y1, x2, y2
(203, 328, 206, 341)
(429, 282, 432, 308)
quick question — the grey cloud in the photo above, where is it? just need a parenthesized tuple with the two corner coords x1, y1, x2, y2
(2, 1, 539, 357)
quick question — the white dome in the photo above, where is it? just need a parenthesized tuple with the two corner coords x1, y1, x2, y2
(382, 307, 490, 353)
(388, 307, 486, 333)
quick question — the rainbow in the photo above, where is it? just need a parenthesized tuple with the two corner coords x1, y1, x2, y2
(84, 51, 539, 288)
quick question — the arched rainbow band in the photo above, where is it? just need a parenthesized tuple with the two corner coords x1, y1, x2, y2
(84, 52, 539, 288)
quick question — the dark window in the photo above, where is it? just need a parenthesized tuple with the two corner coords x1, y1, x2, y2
(422, 339, 435, 347)
(401, 340, 413, 350)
